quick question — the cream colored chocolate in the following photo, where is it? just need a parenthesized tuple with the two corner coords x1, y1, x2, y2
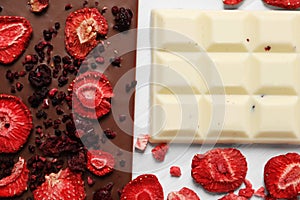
(150, 10, 300, 144)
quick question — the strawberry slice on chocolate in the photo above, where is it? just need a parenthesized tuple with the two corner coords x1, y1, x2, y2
(71, 71, 113, 119)
(0, 157, 29, 198)
(167, 187, 200, 200)
(191, 148, 247, 193)
(120, 174, 164, 200)
(0, 94, 33, 153)
(33, 168, 86, 200)
(87, 150, 115, 176)
(28, 0, 49, 13)
(263, 0, 300, 9)
(65, 8, 108, 60)
(0, 16, 32, 65)
(264, 153, 300, 199)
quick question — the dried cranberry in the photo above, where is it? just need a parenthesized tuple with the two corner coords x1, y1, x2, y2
(24, 54, 38, 64)
(54, 22, 60, 30)
(42, 98, 50, 109)
(104, 129, 117, 139)
(28, 64, 52, 88)
(10, 86, 16, 93)
(56, 106, 64, 115)
(65, 3, 72, 10)
(0, 6, 3, 12)
(48, 88, 58, 98)
(43, 118, 53, 129)
(15, 82, 23, 91)
(111, 6, 119, 15)
(55, 129, 62, 136)
(25, 64, 35, 71)
(36, 110, 47, 119)
(110, 57, 121, 67)
(19, 70, 26, 77)
(62, 56, 72, 64)
(14, 71, 19, 79)
(58, 75, 68, 87)
(53, 55, 62, 65)
(43, 29, 52, 41)
(6, 70, 14, 82)
(28, 145, 36, 153)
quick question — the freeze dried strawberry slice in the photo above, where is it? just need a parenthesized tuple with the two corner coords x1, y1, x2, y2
(151, 143, 169, 162)
(0, 16, 32, 65)
(28, 0, 49, 13)
(223, 0, 243, 5)
(87, 150, 115, 176)
(65, 8, 108, 60)
(0, 94, 33, 153)
(72, 71, 113, 119)
(167, 187, 200, 200)
(33, 168, 85, 200)
(263, 0, 300, 9)
(264, 153, 300, 199)
(120, 174, 164, 200)
(0, 157, 29, 197)
(191, 148, 247, 193)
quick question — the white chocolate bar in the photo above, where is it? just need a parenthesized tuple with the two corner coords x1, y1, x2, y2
(150, 10, 300, 144)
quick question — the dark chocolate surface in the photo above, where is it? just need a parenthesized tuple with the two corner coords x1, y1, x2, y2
(0, 0, 138, 199)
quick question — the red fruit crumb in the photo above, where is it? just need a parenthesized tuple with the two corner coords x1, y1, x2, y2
(135, 134, 150, 152)
(170, 166, 181, 177)
(191, 148, 247, 193)
(238, 179, 254, 198)
(254, 186, 266, 198)
(151, 143, 169, 162)
(120, 174, 164, 200)
(264, 46, 271, 51)
(167, 187, 200, 200)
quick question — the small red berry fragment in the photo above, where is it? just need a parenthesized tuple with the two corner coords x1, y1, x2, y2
(264, 153, 300, 199)
(238, 179, 254, 198)
(0, 157, 29, 197)
(218, 193, 247, 200)
(33, 168, 85, 200)
(263, 0, 300, 9)
(264, 45, 271, 51)
(167, 187, 200, 200)
(120, 174, 164, 200)
(170, 166, 181, 177)
(254, 186, 266, 198)
(0, 16, 32, 65)
(28, 0, 49, 13)
(0, 94, 33, 153)
(191, 148, 247, 193)
(151, 143, 169, 162)
(65, 8, 108, 60)
(135, 134, 150, 152)
(87, 150, 115, 176)
(223, 0, 243, 5)
(72, 71, 113, 119)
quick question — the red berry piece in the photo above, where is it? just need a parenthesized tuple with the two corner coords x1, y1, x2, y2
(219, 193, 247, 200)
(33, 168, 85, 200)
(263, 0, 300, 9)
(65, 8, 108, 60)
(223, 0, 243, 5)
(87, 150, 115, 176)
(151, 143, 169, 162)
(120, 174, 164, 200)
(254, 186, 266, 198)
(238, 179, 254, 198)
(0, 157, 29, 198)
(191, 148, 247, 193)
(28, 0, 49, 13)
(135, 134, 150, 152)
(0, 16, 32, 65)
(264, 153, 300, 199)
(0, 94, 33, 153)
(170, 166, 181, 177)
(72, 71, 113, 119)
(167, 187, 200, 200)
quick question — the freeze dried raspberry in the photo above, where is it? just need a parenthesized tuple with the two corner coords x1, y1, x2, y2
(0, 94, 33, 153)
(72, 71, 113, 119)
(167, 187, 200, 200)
(238, 179, 254, 198)
(263, 0, 300, 9)
(191, 148, 247, 193)
(151, 143, 169, 162)
(33, 168, 85, 200)
(135, 134, 150, 152)
(65, 8, 108, 60)
(0, 16, 32, 64)
(218, 193, 247, 200)
(223, 0, 243, 5)
(28, 0, 49, 13)
(87, 150, 115, 176)
(264, 153, 300, 199)
(120, 174, 164, 200)
(170, 166, 181, 177)
(0, 157, 29, 197)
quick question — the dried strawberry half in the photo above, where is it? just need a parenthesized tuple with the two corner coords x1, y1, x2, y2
(167, 187, 200, 200)
(33, 168, 86, 200)
(28, 0, 49, 13)
(263, 0, 300, 9)
(65, 8, 108, 60)
(0, 94, 33, 153)
(264, 153, 300, 199)
(0, 16, 32, 65)
(0, 157, 29, 197)
(191, 148, 247, 193)
(72, 71, 113, 119)
(120, 174, 164, 200)
(87, 150, 115, 176)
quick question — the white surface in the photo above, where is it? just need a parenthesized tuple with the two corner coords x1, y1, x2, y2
(133, 0, 300, 199)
